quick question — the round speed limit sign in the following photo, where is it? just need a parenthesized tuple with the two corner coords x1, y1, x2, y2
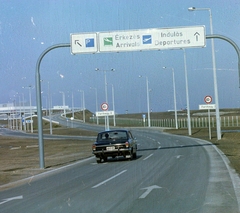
(101, 102, 109, 111)
(204, 95, 212, 104)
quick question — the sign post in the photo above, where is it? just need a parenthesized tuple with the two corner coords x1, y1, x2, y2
(200, 95, 213, 139)
(142, 114, 146, 127)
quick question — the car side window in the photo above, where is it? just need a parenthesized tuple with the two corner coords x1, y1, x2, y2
(128, 131, 133, 139)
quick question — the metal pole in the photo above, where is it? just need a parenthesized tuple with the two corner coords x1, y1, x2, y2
(36, 43, 70, 169)
(104, 71, 109, 130)
(146, 77, 151, 127)
(104, 71, 108, 104)
(208, 9, 221, 140)
(22, 93, 26, 132)
(163, 67, 178, 129)
(188, 7, 221, 139)
(72, 91, 74, 119)
(29, 86, 33, 133)
(48, 82, 52, 135)
(19, 96, 22, 131)
(81, 90, 85, 123)
(206, 34, 240, 87)
(183, 49, 191, 135)
(90, 87, 99, 124)
(139, 75, 151, 127)
(172, 69, 178, 129)
(208, 109, 212, 139)
(60, 91, 66, 117)
(112, 84, 116, 126)
(95, 88, 99, 125)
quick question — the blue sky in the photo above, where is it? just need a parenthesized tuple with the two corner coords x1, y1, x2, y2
(0, 0, 240, 114)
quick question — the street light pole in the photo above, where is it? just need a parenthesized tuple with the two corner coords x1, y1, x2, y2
(29, 86, 33, 133)
(183, 49, 192, 135)
(48, 82, 52, 135)
(22, 93, 26, 132)
(59, 91, 66, 117)
(188, 7, 221, 140)
(23, 85, 33, 133)
(18, 95, 22, 131)
(72, 91, 74, 120)
(90, 87, 99, 124)
(139, 75, 151, 127)
(80, 90, 85, 123)
(163, 67, 178, 129)
(111, 84, 116, 126)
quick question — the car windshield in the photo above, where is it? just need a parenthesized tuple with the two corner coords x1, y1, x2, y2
(98, 131, 128, 142)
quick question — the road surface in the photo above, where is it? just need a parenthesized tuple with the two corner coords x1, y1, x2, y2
(1, 126, 240, 212)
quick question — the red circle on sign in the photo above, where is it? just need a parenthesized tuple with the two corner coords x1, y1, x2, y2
(204, 96, 212, 104)
(101, 102, 108, 111)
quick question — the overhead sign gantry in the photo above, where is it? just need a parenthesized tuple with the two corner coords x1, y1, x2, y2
(38, 27, 240, 169)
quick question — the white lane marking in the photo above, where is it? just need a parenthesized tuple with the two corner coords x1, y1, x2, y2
(92, 170, 127, 188)
(0, 195, 23, 205)
(143, 154, 153, 161)
(139, 185, 161, 199)
(26, 145, 39, 148)
(10, 146, 21, 150)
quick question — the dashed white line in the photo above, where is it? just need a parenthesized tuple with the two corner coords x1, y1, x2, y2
(26, 145, 39, 148)
(143, 153, 153, 161)
(10, 146, 21, 150)
(92, 170, 127, 188)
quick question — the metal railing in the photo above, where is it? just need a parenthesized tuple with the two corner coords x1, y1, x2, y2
(90, 116, 240, 128)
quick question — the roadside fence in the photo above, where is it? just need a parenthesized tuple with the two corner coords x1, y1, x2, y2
(92, 116, 240, 128)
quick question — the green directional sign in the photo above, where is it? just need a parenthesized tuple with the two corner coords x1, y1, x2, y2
(104, 37, 113, 46)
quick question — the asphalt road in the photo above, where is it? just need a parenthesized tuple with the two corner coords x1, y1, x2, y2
(1, 115, 240, 212)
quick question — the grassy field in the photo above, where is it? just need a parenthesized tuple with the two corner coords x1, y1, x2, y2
(0, 109, 239, 188)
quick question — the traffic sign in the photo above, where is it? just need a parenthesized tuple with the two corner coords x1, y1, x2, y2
(98, 26, 205, 52)
(199, 104, 216, 110)
(71, 25, 205, 54)
(71, 33, 98, 54)
(101, 102, 109, 111)
(204, 95, 212, 104)
(96, 111, 114, 117)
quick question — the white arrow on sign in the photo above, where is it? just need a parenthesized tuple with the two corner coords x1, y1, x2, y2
(139, 185, 161, 199)
(0, 195, 23, 205)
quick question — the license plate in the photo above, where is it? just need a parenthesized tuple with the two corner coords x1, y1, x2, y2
(106, 146, 115, 151)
